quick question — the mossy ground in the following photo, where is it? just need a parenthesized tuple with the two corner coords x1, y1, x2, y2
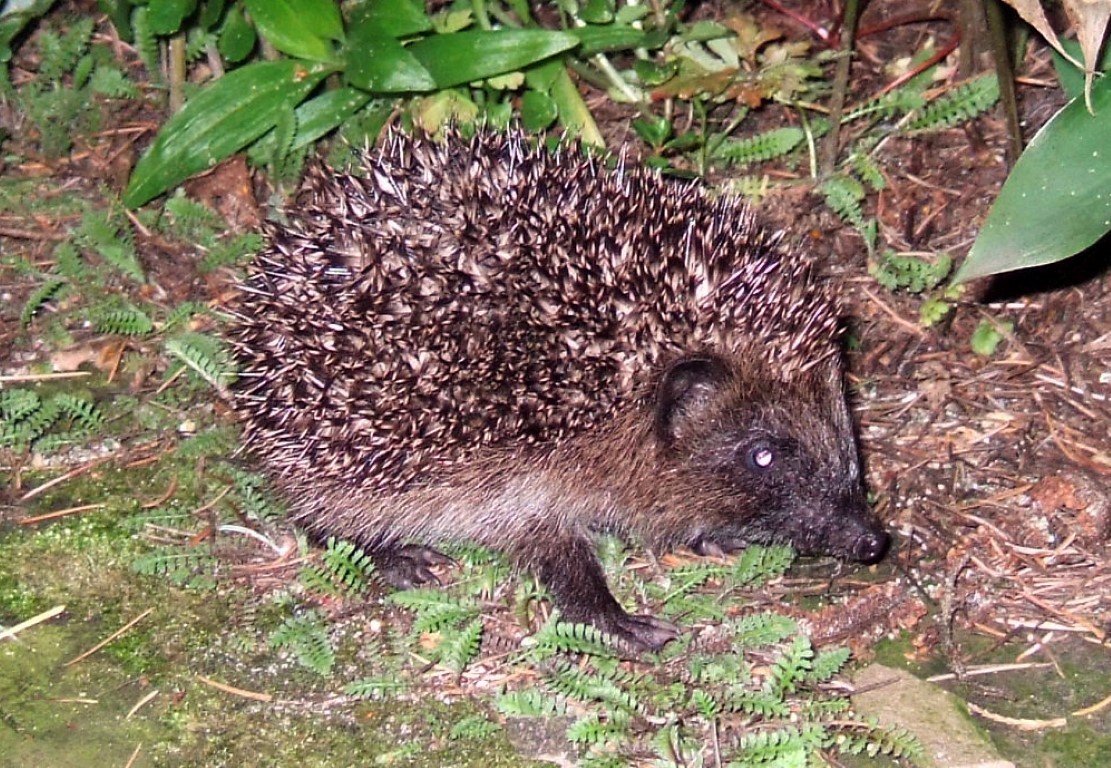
(873, 632, 1111, 767)
(0, 500, 539, 767)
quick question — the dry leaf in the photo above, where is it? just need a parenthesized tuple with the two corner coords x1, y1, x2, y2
(999, 0, 1111, 110)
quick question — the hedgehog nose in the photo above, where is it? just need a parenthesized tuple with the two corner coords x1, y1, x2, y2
(852, 530, 889, 564)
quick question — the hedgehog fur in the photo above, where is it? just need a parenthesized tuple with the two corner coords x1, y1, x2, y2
(228, 127, 889, 650)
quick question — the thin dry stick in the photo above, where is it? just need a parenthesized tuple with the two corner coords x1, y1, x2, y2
(0, 371, 92, 382)
(196, 675, 273, 702)
(20, 456, 113, 501)
(1074, 690, 1111, 718)
(20, 503, 106, 525)
(65, 608, 154, 667)
(126, 689, 159, 720)
(0, 605, 66, 642)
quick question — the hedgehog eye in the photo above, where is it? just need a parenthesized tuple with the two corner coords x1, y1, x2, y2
(744, 442, 776, 471)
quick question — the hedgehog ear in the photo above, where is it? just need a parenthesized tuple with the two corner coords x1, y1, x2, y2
(654, 355, 732, 446)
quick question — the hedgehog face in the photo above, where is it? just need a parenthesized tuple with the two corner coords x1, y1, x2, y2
(653, 354, 889, 564)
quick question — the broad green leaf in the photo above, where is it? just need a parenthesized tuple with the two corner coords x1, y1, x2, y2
(520, 90, 558, 131)
(148, 0, 196, 35)
(245, 0, 343, 62)
(124, 60, 334, 208)
(218, 5, 257, 63)
(253, 86, 373, 156)
(198, 0, 225, 30)
(350, 0, 431, 39)
(1051, 39, 1111, 101)
(1, 0, 58, 62)
(526, 59, 603, 146)
(346, 26, 436, 92)
(566, 24, 646, 56)
(954, 76, 1111, 282)
(407, 29, 578, 89)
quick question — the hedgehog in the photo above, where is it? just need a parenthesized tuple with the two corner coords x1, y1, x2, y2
(227, 127, 890, 651)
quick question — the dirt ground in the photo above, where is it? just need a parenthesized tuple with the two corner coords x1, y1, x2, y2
(2, 0, 1110, 763)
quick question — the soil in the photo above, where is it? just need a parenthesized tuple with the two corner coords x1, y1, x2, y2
(2, 1, 1110, 766)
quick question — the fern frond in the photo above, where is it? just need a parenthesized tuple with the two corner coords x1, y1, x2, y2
(439, 616, 484, 673)
(849, 151, 886, 192)
(75, 211, 144, 282)
(496, 689, 566, 717)
(831, 718, 925, 761)
(712, 126, 804, 166)
(548, 660, 642, 715)
(345, 676, 407, 698)
(728, 545, 794, 587)
(93, 304, 154, 335)
(163, 191, 226, 243)
(90, 65, 140, 98)
(766, 635, 814, 697)
(200, 232, 264, 272)
(132, 550, 217, 586)
(0, 389, 41, 422)
(723, 688, 791, 718)
(132, 7, 162, 84)
(164, 331, 236, 391)
(51, 393, 103, 431)
(820, 174, 867, 232)
(20, 277, 66, 325)
(729, 613, 799, 650)
(566, 713, 629, 745)
(449, 714, 502, 741)
(869, 250, 953, 293)
(38, 18, 94, 83)
(530, 617, 618, 659)
(52, 241, 87, 280)
(807, 646, 850, 683)
(304, 538, 376, 595)
(907, 74, 999, 132)
(269, 611, 335, 676)
(162, 301, 209, 332)
(844, 87, 925, 123)
(735, 723, 825, 764)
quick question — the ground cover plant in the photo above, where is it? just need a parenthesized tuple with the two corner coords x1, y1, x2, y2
(2, 1, 1111, 766)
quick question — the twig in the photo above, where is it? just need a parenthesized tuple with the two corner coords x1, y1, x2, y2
(196, 675, 273, 702)
(19, 503, 106, 525)
(0, 605, 66, 642)
(65, 608, 154, 666)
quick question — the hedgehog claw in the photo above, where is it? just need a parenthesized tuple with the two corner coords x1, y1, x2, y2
(692, 536, 747, 557)
(374, 545, 452, 590)
(608, 613, 681, 653)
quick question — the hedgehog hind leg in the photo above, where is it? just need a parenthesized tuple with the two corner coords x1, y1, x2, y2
(372, 544, 453, 589)
(530, 533, 680, 652)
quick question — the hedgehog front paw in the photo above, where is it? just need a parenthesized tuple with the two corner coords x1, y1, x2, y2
(692, 535, 748, 558)
(373, 545, 453, 590)
(605, 612, 681, 652)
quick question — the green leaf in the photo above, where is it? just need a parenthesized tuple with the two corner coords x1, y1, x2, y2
(970, 318, 1011, 356)
(955, 77, 1111, 282)
(218, 4, 257, 63)
(124, 60, 334, 208)
(282, 87, 373, 151)
(520, 90, 558, 131)
(565, 24, 646, 56)
(245, 0, 343, 62)
(1, 0, 58, 62)
(147, 0, 196, 36)
(407, 29, 579, 89)
(198, 0, 225, 31)
(345, 28, 436, 92)
(351, 0, 431, 38)
(1051, 39, 1111, 101)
